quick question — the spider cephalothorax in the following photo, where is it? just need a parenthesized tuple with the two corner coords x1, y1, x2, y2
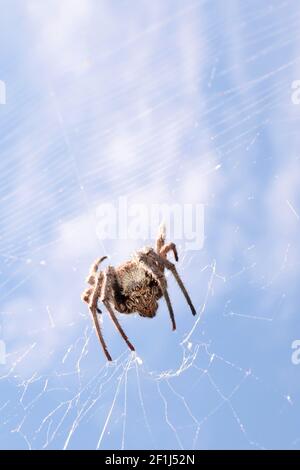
(81, 226, 196, 361)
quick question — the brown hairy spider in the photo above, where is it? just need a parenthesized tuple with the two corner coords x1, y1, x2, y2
(81, 226, 196, 361)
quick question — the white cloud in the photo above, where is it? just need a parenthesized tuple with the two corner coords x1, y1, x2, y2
(27, 0, 92, 74)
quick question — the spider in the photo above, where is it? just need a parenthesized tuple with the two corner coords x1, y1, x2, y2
(81, 226, 196, 361)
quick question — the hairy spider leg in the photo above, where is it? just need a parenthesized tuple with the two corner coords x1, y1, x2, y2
(155, 224, 178, 262)
(101, 266, 135, 354)
(160, 242, 179, 262)
(86, 256, 108, 285)
(156, 223, 166, 254)
(147, 249, 197, 317)
(89, 271, 112, 361)
(137, 253, 176, 330)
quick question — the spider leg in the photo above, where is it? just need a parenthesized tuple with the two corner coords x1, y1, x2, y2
(137, 255, 176, 330)
(89, 272, 112, 361)
(86, 256, 108, 285)
(89, 305, 112, 361)
(168, 263, 196, 316)
(160, 242, 178, 262)
(103, 300, 135, 351)
(148, 250, 197, 317)
(81, 287, 93, 304)
(101, 267, 135, 353)
(156, 223, 166, 254)
(161, 288, 176, 330)
(155, 224, 178, 261)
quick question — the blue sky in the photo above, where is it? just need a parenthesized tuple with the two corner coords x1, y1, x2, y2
(0, 0, 300, 450)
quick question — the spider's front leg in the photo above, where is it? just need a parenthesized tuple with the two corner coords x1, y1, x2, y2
(101, 267, 135, 353)
(156, 223, 166, 254)
(155, 225, 178, 262)
(160, 242, 178, 262)
(148, 250, 197, 317)
(136, 252, 176, 331)
(86, 256, 108, 285)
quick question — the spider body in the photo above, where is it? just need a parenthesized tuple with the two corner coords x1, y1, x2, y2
(113, 258, 163, 317)
(82, 226, 196, 361)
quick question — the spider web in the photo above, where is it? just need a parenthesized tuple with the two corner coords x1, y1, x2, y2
(1, 0, 300, 450)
